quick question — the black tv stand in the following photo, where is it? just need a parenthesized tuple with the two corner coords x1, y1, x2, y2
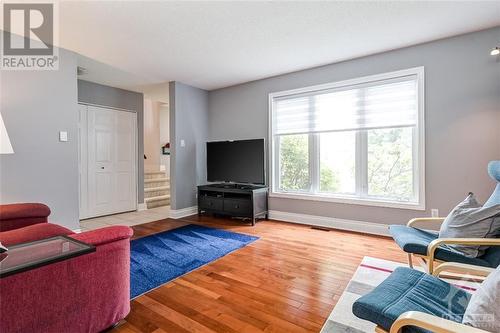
(197, 183, 268, 225)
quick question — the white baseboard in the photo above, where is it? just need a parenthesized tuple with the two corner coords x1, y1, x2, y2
(170, 206, 198, 219)
(268, 210, 390, 236)
(137, 203, 148, 211)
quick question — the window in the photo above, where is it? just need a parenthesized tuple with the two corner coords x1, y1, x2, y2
(269, 68, 424, 209)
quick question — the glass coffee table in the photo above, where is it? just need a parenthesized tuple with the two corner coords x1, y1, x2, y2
(0, 235, 95, 278)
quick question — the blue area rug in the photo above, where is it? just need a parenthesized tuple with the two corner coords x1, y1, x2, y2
(130, 224, 258, 298)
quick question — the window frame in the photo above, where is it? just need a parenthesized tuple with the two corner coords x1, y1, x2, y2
(268, 67, 425, 210)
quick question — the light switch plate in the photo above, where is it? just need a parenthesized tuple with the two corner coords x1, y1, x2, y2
(59, 131, 68, 142)
(180, 139, 185, 147)
(431, 209, 439, 217)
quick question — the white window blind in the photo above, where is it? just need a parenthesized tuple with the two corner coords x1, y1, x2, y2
(269, 67, 425, 210)
(273, 75, 418, 135)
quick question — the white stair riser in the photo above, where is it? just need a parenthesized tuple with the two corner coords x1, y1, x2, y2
(144, 177, 169, 182)
(147, 199, 170, 209)
(145, 194, 170, 202)
(145, 186, 170, 192)
(145, 190, 169, 198)
(144, 172, 168, 180)
(144, 181, 169, 188)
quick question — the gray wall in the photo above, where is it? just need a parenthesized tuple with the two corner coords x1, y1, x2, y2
(77, 80, 145, 203)
(169, 81, 209, 210)
(208, 27, 500, 225)
(0, 48, 80, 230)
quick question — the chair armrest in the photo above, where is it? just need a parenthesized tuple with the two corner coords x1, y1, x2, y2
(428, 238, 500, 258)
(70, 226, 133, 246)
(0, 203, 51, 232)
(0, 203, 50, 221)
(390, 311, 488, 333)
(407, 217, 445, 228)
(433, 262, 494, 278)
(427, 238, 500, 273)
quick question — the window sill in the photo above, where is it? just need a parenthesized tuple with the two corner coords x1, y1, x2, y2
(269, 191, 425, 211)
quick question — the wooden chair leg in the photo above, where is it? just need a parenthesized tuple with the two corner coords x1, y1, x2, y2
(407, 253, 413, 268)
(428, 258, 434, 275)
(417, 257, 429, 273)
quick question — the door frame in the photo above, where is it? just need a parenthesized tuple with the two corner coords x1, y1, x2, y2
(78, 102, 139, 219)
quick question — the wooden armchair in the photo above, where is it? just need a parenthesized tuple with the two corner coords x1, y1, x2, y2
(403, 217, 500, 277)
(389, 161, 500, 277)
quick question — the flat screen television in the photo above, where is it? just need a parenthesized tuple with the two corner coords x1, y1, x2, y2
(207, 139, 265, 184)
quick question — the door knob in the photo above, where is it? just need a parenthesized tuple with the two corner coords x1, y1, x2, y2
(100, 167, 105, 169)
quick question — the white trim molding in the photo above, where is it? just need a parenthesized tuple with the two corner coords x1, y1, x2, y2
(137, 203, 148, 211)
(170, 206, 198, 219)
(269, 192, 426, 211)
(268, 210, 390, 236)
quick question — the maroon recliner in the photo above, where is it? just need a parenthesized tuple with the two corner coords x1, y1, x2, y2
(0, 203, 133, 333)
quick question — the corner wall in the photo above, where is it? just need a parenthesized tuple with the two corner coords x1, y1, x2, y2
(0, 48, 80, 229)
(143, 99, 161, 172)
(159, 104, 170, 176)
(207, 27, 500, 225)
(169, 81, 209, 210)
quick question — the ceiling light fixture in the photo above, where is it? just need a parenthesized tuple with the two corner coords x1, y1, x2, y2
(491, 47, 500, 56)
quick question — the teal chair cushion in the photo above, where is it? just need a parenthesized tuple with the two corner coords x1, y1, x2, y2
(352, 267, 471, 333)
(482, 246, 500, 268)
(389, 225, 495, 268)
(389, 225, 438, 255)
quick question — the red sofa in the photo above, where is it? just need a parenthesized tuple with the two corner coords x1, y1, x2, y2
(0, 203, 133, 333)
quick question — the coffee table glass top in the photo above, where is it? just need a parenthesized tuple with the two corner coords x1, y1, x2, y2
(0, 235, 95, 278)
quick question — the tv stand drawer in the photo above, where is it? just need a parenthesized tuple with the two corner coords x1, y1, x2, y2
(199, 196, 223, 211)
(224, 199, 252, 216)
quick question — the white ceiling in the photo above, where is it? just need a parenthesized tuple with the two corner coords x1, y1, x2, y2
(59, 1, 500, 91)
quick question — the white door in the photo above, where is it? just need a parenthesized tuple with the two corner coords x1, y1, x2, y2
(79, 105, 137, 219)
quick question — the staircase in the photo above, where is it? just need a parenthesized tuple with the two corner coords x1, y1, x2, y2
(144, 171, 170, 209)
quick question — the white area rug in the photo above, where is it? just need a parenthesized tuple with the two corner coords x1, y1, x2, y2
(320, 257, 479, 333)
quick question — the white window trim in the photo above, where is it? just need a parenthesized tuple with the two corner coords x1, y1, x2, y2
(268, 67, 426, 211)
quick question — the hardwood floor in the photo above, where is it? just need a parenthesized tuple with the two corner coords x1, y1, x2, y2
(114, 215, 407, 333)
